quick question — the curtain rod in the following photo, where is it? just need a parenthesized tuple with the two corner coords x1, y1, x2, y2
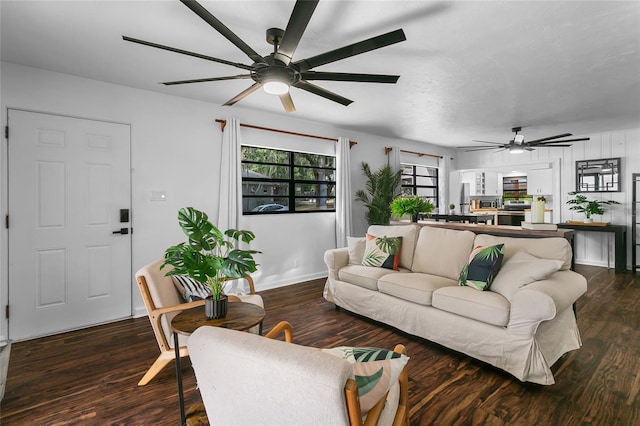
(384, 147, 443, 159)
(215, 119, 357, 148)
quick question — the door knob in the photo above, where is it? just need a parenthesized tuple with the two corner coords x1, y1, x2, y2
(112, 228, 129, 235)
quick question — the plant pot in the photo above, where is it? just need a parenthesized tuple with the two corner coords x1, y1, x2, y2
(205, 295, 228, 319)
(583, 217, 593, 223)
(449, 209, 455, 215)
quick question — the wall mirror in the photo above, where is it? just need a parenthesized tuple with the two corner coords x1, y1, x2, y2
(576, 157, 621, 192)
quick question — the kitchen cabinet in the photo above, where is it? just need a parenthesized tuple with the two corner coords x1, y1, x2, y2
(527, 169, 553, 196)
(460, 171, 502, 196)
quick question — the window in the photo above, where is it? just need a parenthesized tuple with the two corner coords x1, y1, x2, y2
(241, 146, 336, 214)
(400, 164, 439, 207)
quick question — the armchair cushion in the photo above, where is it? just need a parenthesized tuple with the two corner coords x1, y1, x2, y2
(322, 346, 409, 414)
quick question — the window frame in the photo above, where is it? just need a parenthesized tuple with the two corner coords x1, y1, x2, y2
(241, 146, 336, 215)
(400, 163, 439, 208)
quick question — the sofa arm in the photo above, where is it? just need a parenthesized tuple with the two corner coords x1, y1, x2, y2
(508, 270, 587, 336)
(324, 248, 350, 281)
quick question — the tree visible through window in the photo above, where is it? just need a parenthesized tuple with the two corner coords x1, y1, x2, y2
(400, 164, 439, 208)
(241, 146, 336, 214)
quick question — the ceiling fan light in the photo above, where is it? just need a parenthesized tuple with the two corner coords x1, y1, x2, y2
(509, 146, 524, 154)
(263, 80, 290, 95)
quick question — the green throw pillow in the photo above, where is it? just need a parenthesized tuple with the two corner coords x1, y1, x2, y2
(361, 235, 402, 270)
(459, 244, 505, 291)
(321, 346, 409, 414)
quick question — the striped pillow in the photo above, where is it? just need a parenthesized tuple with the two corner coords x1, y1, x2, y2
(171, 275, 210, 302)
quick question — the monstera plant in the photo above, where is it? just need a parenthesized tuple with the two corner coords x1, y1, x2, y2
(161, 207, 259, 302)
(566, 191, 620, 222)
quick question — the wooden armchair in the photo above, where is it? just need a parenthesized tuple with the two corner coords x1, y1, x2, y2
(188, 326, 410, 426)
(135, 259, 263, 386)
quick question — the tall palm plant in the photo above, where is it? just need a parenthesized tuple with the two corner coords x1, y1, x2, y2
(355, 162, 402, 225)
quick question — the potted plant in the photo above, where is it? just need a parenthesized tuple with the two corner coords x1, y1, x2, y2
(448, 203, 456, 215)
(566, 191, 620, 223)
(391, 195, 435, 222)
(355, 162, 402, 225)
(161, 207, 259, 319)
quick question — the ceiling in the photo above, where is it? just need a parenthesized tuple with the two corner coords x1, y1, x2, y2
(2, 1, 640, 148)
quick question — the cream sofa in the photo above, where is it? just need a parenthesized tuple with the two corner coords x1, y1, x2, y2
(324, 224, 587, 385)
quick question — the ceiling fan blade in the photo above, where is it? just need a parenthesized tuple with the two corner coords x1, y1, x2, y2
(300, 71, 399, 83)
(294, 28, 406, 72)
(471, 140, 505, 145)
(161, 74, 252, 86)
(279, 92, 296, 113)
(458, 146, 504, 151)
(531, 144, 573, 147)
(533, 137, 590, 145)
(525, 133, 572, 144)
(294, 80, 353, 106)
(223, 83, 261, 106)
(122, 36, 253, 70)
(179, 0, 267, 65)
(274, 0, 319, 65)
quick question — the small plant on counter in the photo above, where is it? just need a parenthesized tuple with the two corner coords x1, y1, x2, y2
(566, 191, 620, 222)
(536, 196, 546, 202)
(391, 195, 435, 222)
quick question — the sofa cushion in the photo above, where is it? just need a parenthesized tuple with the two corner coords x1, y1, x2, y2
(459, 244, 505, 291)
(368, 224, 420, 270)
(490, 250, 564, 301)
(347, 237, 366, 265)
(411, 226, 476, 280)
(473, 234, 572, 271)
(432, 286, 510, 327)
(378, 273, 457, 306)
(321, 346, 409, 414)
(362, 235, 402, 270)
(338, 265, 402, 290)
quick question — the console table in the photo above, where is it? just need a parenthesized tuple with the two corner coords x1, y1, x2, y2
(429, 213, 494, 224)
(557, 223, 627, 272)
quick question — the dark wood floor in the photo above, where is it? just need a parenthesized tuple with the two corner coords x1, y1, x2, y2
(1, 264, 638, 425)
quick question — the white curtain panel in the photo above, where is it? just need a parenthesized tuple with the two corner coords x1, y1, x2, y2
(218, 117, 244, 294)
(335, 137, 353, 248)
(387, 145, 402, 174)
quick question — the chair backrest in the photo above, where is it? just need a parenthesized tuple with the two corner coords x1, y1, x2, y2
(188, 326, 354, 425)
(135, 259, 184, 351)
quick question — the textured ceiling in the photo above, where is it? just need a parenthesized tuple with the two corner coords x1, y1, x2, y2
(2, 0, 639, 148)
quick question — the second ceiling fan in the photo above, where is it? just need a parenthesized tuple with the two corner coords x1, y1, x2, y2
(123, 0, 406, 112)
(458, 127, 590, 154)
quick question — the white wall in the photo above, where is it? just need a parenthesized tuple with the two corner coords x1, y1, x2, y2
(455, 128, 640, 268)
(0, 61, 454, 340)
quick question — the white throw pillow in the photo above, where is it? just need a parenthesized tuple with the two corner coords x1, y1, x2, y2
(347, 237, 366, 265)
(490, 250, 564, 301)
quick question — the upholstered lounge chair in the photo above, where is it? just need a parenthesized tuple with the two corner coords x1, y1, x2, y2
(135, 258, 263, 386)
(188, 326, 410, 426)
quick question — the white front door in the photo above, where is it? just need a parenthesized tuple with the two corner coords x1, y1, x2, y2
(7, 109, 132, 340)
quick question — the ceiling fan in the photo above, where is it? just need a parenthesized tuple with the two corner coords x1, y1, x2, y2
(123, 0, 406, 112)
(457, 127, 590, 154)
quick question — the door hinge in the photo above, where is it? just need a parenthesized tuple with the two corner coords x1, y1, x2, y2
(5, 214, 8, 229)
(4, 126, 8, 139)
(5, 305, 8, 319)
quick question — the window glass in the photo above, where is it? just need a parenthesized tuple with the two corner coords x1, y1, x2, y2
(242, 146, 336, 214)
(401, 164, 439, 208)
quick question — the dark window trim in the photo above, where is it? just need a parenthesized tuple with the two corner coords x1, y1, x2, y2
(242, 146, 336, 215)
(401, 163, 439, 208)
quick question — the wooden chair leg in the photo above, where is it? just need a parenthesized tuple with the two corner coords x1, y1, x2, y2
(138, 347, 189, 386)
